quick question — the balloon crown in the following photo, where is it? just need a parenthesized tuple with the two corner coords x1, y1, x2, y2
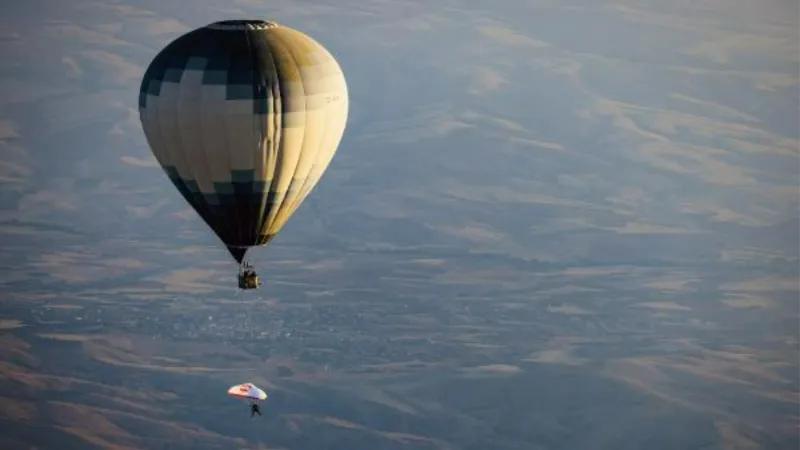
(207, 20, 279, 30)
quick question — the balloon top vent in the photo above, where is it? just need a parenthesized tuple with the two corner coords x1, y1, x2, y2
(207, 20, 279, 31)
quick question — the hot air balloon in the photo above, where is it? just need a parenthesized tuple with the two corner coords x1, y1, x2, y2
(138, 20, 348, 289)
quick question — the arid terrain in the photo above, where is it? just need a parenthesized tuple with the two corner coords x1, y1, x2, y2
(0, 0, 798, 449)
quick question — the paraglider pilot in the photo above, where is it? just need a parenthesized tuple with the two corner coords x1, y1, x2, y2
(250, 402, 261, 417)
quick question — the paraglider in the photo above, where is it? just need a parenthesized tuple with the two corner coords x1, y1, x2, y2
(138, 19, 349, 289)
(227, 382, 268, 417)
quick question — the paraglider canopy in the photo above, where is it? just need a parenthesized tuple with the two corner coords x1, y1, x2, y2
(227, 383, 268, 402)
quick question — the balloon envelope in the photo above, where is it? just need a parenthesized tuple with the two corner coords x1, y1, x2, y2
(139, 20, 348, 262)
